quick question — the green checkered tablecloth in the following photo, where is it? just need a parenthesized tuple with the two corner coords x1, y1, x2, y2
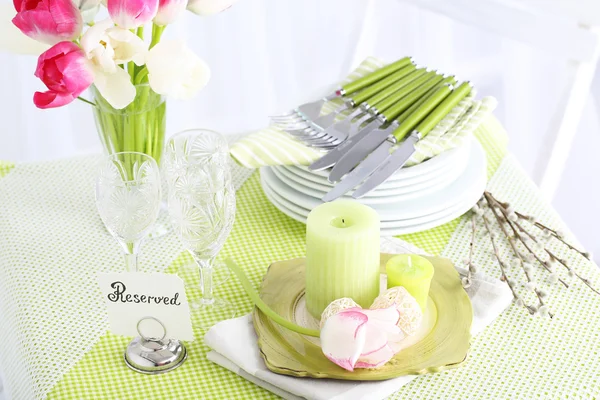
(1, 115, 599, 399)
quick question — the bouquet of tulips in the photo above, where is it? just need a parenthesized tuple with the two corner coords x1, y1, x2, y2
(11, 0, 237, 161)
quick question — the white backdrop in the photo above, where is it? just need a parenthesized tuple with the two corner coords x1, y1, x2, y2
(0, 0, 597, 260)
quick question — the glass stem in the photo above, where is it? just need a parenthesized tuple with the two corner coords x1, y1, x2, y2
(123, 241, 141, 272)
(196, 257, 214, 305)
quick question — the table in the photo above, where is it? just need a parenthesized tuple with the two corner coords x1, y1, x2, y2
(0, 117, 598, 399)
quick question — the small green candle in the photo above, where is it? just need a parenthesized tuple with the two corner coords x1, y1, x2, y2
(386, 254, 434, 311)
(305, 200, 380, 318)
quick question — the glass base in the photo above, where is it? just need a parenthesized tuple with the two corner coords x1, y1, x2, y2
(190, 297, 236, 329)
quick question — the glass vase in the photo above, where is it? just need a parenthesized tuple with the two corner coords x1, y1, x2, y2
(91, 84, 167, 165)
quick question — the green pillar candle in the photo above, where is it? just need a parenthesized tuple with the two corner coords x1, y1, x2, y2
(386, 254, 434, 311)
(305, 200, 380, 319)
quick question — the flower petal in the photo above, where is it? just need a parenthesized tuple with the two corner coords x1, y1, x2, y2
(106, 27, 147, 65)
(108, 0, 159, 29)
(146, 40, 210, 99)
(154, 0, 187, 25)
(93, 66, 136, 109)
(33, 90, 76, 108)
(80, 18, 113, 55)
(320, 309, 368, 372)
(187, 0, 237, 16)
(355, 343, 395, 369)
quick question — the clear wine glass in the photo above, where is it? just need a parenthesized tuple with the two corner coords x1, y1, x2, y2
(163, 129, 237, 328)
(95, 152, 162, 272)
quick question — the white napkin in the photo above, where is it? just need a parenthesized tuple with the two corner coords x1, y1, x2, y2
(204, 238, 513, 400)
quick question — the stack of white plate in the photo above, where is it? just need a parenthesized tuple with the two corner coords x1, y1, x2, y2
(259, 137, 487, 235)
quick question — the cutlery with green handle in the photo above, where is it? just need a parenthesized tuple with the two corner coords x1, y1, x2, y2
(302, 63, 418, 132)
(308, 76, 456, 170)
(275, 57, 414, 123)
(351, 82, 473, 198)
(321, 82, 468, 202)
(326, 74, 453, 181)
(309, 69, 436, 146)
(288, 67, 429, 145)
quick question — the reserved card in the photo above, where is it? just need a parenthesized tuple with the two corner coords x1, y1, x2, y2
(98, 272, 194, 341)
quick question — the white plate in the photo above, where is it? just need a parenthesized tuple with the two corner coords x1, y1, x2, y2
(284, 139, 471, 190)
(272, 158, 465, 203)
(260, 138, 487, 221)
(294, 138, 471, 182)
(261, 172, 481, 228)
(261, 173, 486, 235)
(271, 166, 464, 205)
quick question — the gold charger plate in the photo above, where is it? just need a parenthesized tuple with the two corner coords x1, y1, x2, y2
(252, 254, 473, 380)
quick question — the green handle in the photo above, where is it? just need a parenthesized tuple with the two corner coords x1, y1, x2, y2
(379, 72, 444, 121)
(350, 64, 416, 105)
(360, 68, 427, 107)
(396, 76, 456, 123)
(225, 258, 321, 337)
(414, 81, 473, 138)
(341, 56, 413, 94)
(391, 84, 453, 141)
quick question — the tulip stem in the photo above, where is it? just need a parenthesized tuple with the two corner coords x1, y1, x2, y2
(150, 24, 165, 50)
(134, 68, 149, 85)
(137, 26, 144, 41)
(77, 96, 96, 107)
(225, 258, 321, 337)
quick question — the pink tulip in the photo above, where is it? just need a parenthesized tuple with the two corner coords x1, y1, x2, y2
(154, 0, 187, 25)
(320, 306, 404, 371)
(33, 41, 94, 109)
(12, 0, 83, 45)
(108, 0, 159, 29)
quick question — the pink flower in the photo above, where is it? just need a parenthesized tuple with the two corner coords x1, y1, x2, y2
(320, 306, 405, 371)
(187, 0, 237, 16)
(107, 0, 159, 29)
(12, 0, 83, 45)
(33, 41, 94, 109)
(154, 0, 187, 25)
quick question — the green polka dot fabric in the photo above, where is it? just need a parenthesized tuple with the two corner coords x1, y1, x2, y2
(4, 114, 599, 399)
(0, 161, 14, 178)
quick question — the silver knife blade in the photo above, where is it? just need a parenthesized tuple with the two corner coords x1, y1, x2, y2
(352, 132, 421, 198)
(328, 122, 397, 182)
(321, 142, 392, 202)
(309, 121, 383, 171)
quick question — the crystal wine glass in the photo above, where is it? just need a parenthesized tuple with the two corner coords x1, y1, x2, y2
(95, 152, 162, 272)
(164, 129, 237, 328)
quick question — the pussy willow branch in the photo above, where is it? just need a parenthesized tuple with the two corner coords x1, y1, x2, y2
(512, 210, 591, 260)
(463, 213, 477, 287)
(480, 211, 536, 315)
(485, 193, 568, 289)
(486, 191, 599, 297)
(484, 193, 551, 317)
(545, 249, 600, 296)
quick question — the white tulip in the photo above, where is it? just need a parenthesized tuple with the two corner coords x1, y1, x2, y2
(146, 40, 210, 100)
(187, 0, 237, 16)
(81, 19, 148, 109)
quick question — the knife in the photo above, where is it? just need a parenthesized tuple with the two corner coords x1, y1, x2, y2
(297, 57, 414, 120)
(327, 74, 453, 182)
(350, 82, 473, 198)
(320, 83, 462, 202)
